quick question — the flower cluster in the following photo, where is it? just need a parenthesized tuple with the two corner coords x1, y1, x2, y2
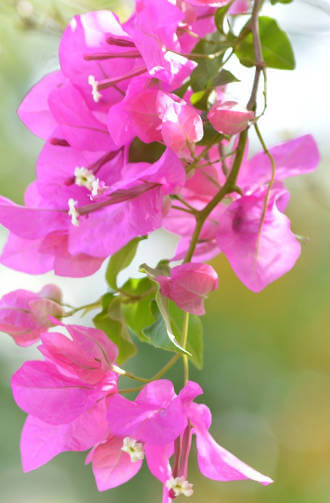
(12, 322, 272, 499)
(0, 0, 318, 291)
(0, 0, 320, 500)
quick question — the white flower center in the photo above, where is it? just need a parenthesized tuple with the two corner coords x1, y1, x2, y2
(88, 75, 102, 103)
(74, 166, 96, 191)
(68, 198, 79, 226)
(166, 477, 194, 498)
(121, 437, 145, 463)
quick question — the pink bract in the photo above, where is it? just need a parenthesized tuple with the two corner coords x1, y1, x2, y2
(216, 187, 301, 292)
(11, 323, 118, 425)
(0, 286, 63, 346)
(208, 100, 255, 136)
(157, 263, 218, 315)
(107, 380, 188, 445)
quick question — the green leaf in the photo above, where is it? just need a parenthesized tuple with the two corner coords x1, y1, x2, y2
(129, 138, 165, 163)
(121, 277, 156, 338)
(198, 124, 227, 146)
(140, 299, 203, 367)
(142, 302, 185, 353)
(190, 89, 213, 111)
(214, 69, 240, 86)
(215, 2, 234, 33)
(106, 238, 142, 290)
(175, 81, 190, 99)
(236, 16, 295, 70)
(187, 315, 203, 370)
(93, 295, 136, 364)
(155, 292, 190, 355)
(168, 303, 204, 370)
(140, 261, 170, 281)
(190, 38, 226, 92)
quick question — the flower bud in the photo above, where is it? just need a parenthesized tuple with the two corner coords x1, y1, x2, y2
(208, 100, 254, 136)
(0, 287, 63, 346)
(157, 263, 218, 315)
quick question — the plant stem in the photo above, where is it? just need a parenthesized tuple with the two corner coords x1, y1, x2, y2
(114, 354, 180, 385)
(61, 299, 102, 317)
(254, 122, 276, 240)
(183, 128, 248, 263)
(183, 0, 265, 264)
(247, 0, 265, 112)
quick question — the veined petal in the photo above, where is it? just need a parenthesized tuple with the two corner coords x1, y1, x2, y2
(21, 401, 109, 472)
(196, 429, 273, 485)
(11, 361, 98, 425)
(88, 436, 143, 491)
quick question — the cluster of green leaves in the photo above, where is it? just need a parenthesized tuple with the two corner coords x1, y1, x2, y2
(93, 239, 203, 369)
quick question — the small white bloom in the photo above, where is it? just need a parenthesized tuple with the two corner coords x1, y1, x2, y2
(68, 198, 80, 226)
(166, 476, 194, 498)
(91, 178, 101, 198)
(74, 166, 96, 190)
(88, 75, 102, 103)
(121, 437, 145, 463)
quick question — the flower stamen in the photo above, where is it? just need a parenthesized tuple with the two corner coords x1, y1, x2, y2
(166, 477, 194, 498)
(68, 199, 80, 226)
(121, 437, 145, 463)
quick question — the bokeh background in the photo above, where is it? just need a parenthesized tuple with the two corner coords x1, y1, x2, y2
(0, 0, 330, 502)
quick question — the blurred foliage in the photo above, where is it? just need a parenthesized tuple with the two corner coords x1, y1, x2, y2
(0, 1, 330, 503)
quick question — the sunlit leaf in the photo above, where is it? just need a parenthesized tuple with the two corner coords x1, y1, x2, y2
(236, 16, 295, 70)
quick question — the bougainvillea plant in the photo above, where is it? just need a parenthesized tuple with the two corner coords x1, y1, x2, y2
(0, 0, 320, 500)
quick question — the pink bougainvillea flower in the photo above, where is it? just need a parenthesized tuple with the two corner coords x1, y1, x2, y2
(216, 187, 301, 292)
(17, 70, 65, 140)
(184, 0, 233, 7)
(229, 0, 251, 14)
(108, 76, 203, 153)
(104, 380, 271, 499)
(156, 263, 218, 315)
(208, 100, 255, 136)
(237, 134, 320, 190)
(0, 188, 103, 277)
(86, 434, 173, 491)
(59, 10, 142, 109)
(16, 323, 120, 473)
(0, 285, 63, 346)
(21, 400, 109, 472)
(48, 82, 115, 152)
(36, 138, 124, 208)
(176, 2, 216, 53)
(86, 434, 145, 491)
(0, 147, 185, 277)
(107, 77, 164, 146)
(107, 380, 188, 445)
(84, 380, 184, 492)
(125, 0, 196, 88)
(11, 323, 118, 425)
(161, 94, 203, 154)
(165, 135, 319, 279)
(159, 381, 272, 500)
(67, 148, 185, 258)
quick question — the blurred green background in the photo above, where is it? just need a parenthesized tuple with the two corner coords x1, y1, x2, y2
(0, 1, 330, 502)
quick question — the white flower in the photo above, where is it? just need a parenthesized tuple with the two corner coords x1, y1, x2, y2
(88, 75, 102, 103)
(121, 437, 145, 463)
(166, 476, 194, 497)
(68, 198, 79, 226)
